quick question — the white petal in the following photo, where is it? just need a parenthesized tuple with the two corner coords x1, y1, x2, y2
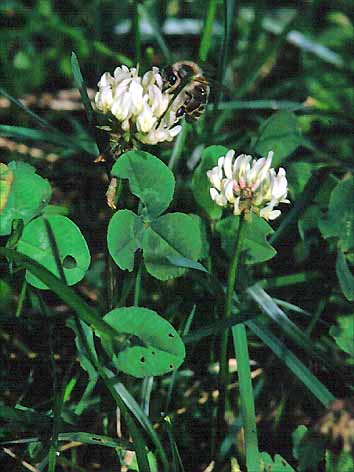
(223, 152, 234, 179)
(218, 156, 225, 168)
(169, 125, 182, 137)
(224, 179, 235, 203)
(267, 210, 281, 220)
(129, 80, 144, 111)
(97, 72, 113, 88)
(210, 188, 219, 201)
(207, 167, 222, 191)
(215, 193, 227, 206)
(233, 197, 241, 215)
(136, 104, 156, 133)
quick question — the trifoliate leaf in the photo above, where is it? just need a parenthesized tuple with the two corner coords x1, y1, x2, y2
(111, 150, 175, 218)
(0, 161, 51, 236)
(102, 307, 185, 377)
(319, 176, 354, 252)
(143, 213, 202, 280)
(17, 215, 90, 289)
(192, 145, 227, 219)
(107, 210, 144, 272)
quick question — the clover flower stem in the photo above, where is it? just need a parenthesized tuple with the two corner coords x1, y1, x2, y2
(217, 214, 260, 470)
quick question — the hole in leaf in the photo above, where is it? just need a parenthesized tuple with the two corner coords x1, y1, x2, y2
(169, 364, 174, 369)
(168, 333, 174, 338)
(140, 356, 145, 363)
(63, 255, 77, 269)
(151, 351, 156, 355)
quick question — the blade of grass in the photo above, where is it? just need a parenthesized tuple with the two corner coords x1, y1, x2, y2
(0, 248, 124, 346)
(132, 0, 142, 64)
(165, 305, 196, 413)
(270, 167, 329, 246)
(168, 120, 189, 170)
(110, 380, 169, 472)
(0, 90, 94, 155)
(71, 52, 94, 125)
(0, 124, 96, 155)
(138, 4, 172, 62)
(235, 13, 298, 98)
(48, 363, 74, 472)
(15, 279, 27, 318)
(198, 0, 219, 62)
(215, 0, 236, 106)
(231, 324, 260, 471)
(247, 319, 335, 406)
(247, 284, 347, 377)
(183, 311, 255, 345)
(213, 99, 305, 111)
(0, 88, 58, 132)
(164, 416, 186, 472)
(71, 316, 152, 472)
(58, 431, 128, 449)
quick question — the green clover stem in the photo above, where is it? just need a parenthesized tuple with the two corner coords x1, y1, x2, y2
(218, 214, 260, 471)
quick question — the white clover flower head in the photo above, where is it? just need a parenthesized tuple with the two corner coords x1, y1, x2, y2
(207, 150, 290, 220)
(95, 65, 183, 147)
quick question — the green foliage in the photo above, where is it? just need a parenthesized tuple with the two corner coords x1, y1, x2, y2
(192, 145, 227, 219)
(329, 315, 354, 356)
(107, 209, 144, 271)
(108, 151, 202, 280)
(0, 161, 51, 236)
(319, 176, 354, 252)
(326, 448, 354, 472)
(17, 215, 91, 289)
(111, 150, 175, 219)
(216, 214, 277, 264)
(254, 111, 302, 166)
(336, 251, 354, 301)
(1, 1, 354, 470)
(0, 162, 13, 212)
(102, 307, 185, 377)
(260, 452, 295, 471)
(142, 213, 201, 280)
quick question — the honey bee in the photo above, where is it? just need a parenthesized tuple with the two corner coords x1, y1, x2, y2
(161, 61, 210, 123)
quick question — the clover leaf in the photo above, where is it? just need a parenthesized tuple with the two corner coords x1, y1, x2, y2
(102, 307, 185, 377)
(107, 151, 201, 280)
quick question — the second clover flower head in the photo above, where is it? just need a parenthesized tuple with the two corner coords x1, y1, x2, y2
(95, 65, 183, 146)
(207, 150, 290, 221)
